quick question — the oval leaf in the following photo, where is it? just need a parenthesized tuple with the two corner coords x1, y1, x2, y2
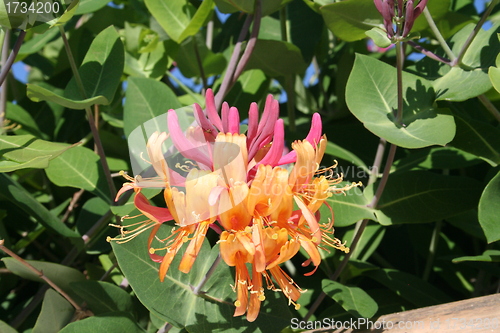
(322, 280, 378, 318)
(369, 170, 484, 225)
(478, 171, 500, 243)
(346, 54, 456, 148)
(45, 146, 111, 202)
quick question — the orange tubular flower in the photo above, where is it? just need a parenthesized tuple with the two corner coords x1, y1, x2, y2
(111, 89, 358, 322)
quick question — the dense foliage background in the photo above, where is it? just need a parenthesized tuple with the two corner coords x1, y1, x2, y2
(1, 0, 500, 332)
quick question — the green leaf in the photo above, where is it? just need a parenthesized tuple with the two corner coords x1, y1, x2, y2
(478, 171, 500, 243)
(346, 54, 456, 148)
(214, 0, 291, 16)
(489, 66, 500, 93)
(450, 115, 500, 166)
(70, 281, 134, 315)
(221, 69, 271, 113)
(112, 227, 292, 332)
(123, 77, 182, 138)
(365, 27, 392, 48)
(245, 40, 307, 77)
(0, 320, 18, 333)
(124, 42, 170, 80)
(322, 280, 378, 318)
(411, 0, 451, 32)
(343, 224, 385, 261)
(325, 141, 368, 172)
(393, 147, 481, 172)
(75, 0, 109, 14)
(368, 171, 484, 225)
(0, 174, 81, 241)
(2, 258, 86, 302)
(171, 36, 227, 78)
(45, 146, 111, 202)
(322, 184, 377, 227)
(414, 21, 500, 101)
(365, 268, 452, 307)
(144, 0, 195, 43)
(59, 312, 144, 333)
(0, 135, 72, 172)
(453, 250, 500, 263)
(76, 197, 112, 254)
(27, 26, 124, 110)
(178, 0, 214, 43)
(19, 27, 60, 56)
(320, 0, 382, 42)
(33, 289, 74, 333)
(27, 84, 108, 110)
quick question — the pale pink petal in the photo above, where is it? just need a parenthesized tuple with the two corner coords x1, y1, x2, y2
(167, 109, 212, 167)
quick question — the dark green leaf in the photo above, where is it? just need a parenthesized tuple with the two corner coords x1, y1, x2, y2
(245, 40, 307, 77)
(393, 147, 481, 172)
(70, 281, 134, 315)
(453, 250, 500, 263)
(214, 0, 291, 16)
(478, 171, 500, 243)
(2, 258, 86, 302)
(59, 312, 144, 333)
(346, 54, 456, 148)
(451, 115, 500, 166)
(366, 268, 452, 307)
(368, 171, 483, 225)
(76, 197, 112, 254)
(0, 174, 81, 241)
(33, 289, 74, 333)
(322, 280, 378, 318)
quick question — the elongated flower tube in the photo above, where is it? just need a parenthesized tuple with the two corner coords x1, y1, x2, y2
(110, 91, 358, 322)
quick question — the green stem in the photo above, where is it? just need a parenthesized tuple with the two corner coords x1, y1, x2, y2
(304, 143, 398, 320)
(0, 29, 9, 134)
(0, 240, 83, 311)
(453, 0, 499, 67)
(58, 26, 116, 201)
(423, 7, 456, 61)
(478, 94, 500, 122)
(423, 220, 442, 281)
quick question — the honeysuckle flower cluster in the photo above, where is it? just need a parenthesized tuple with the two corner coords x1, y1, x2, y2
(109, 90, 358, 322)
(374, 0, 428, 39)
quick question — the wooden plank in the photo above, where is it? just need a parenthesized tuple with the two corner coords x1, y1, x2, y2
(300, 294, 500, 333)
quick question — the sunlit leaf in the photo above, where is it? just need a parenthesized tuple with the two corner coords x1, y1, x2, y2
(478, 171, 500, 243)
(322, 280, 378, 318)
